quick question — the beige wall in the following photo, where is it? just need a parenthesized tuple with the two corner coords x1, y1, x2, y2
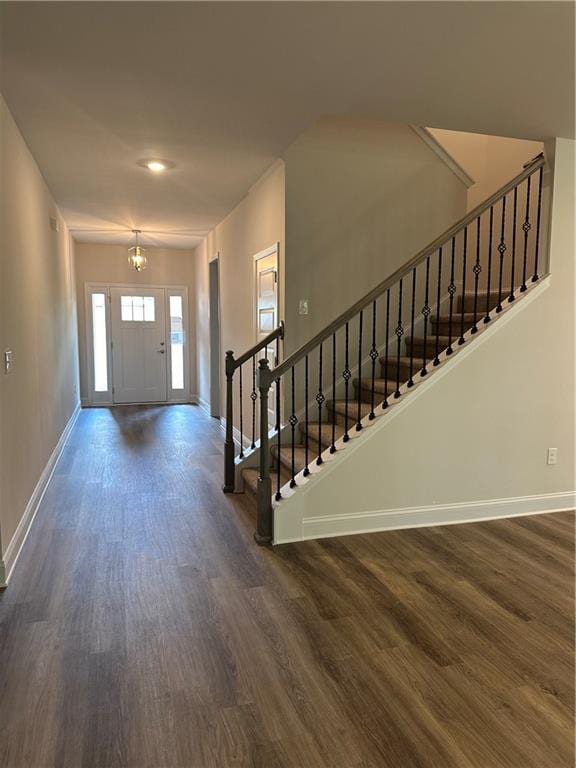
(283, 118, 468, 355)
(0, 95, 80, 575)
(273, 138, 575, 543)
(74, 243, 196, 402)
(193, 161, 285, 413)
(428, 128, 544, 210)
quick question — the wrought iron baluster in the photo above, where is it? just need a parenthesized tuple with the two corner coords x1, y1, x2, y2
(509, 186, 518, 302)
(484, 205, 494, 322)
(343, 322, 351, 441)
(407, 267, 417, 387)
(532, 165, 543, 282)
(383, 290, 391, 409)
(316, 343, 324, 464)
(250, 355, 257, 449)
(433, 248, 443, 365)
(274, 336, 280, 431)
(275, 370, 281, 500)
(421, 257, 431, 376)
(446, 238, 456, 355)
(369, 301, 377, 418)
(303, 355, 310, 476)
(496, 196, 507, 313)
(458, 227, 468, 343)
(289, 366, 297, 487)
(356, 310, 363, 430)
(520, 175, 532, 292)
(330, 333, 337, 452)
(471, 218, 481, 333)
(394, 279, 403, 398)
(239, 363, 245, 458)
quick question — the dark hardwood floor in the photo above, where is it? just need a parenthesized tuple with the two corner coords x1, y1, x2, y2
(0, 405, 573, 768)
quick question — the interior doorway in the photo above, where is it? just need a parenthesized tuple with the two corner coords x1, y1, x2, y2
(85, 283, 189, 405)
(209, 256, 221, 419)
(254, 243, 280, 428)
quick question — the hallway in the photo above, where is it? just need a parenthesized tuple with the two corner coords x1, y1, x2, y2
(0, 405, 573, 768)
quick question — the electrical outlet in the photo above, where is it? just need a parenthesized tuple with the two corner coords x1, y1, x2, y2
(547, 447, 558, 465)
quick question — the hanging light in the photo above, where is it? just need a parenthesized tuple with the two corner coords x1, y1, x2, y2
(128, 229, 147, 272)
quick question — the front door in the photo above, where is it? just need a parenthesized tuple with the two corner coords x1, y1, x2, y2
(110, 287, 167, 403)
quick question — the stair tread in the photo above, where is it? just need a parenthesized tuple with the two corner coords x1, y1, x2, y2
(432, 312, 476, 322)
(329, 400, 375, 418)
(379, 355, 413, 365)
(271, 444, 308, 475)
(242, 465, 292, 495)
(301, 421, 346, 447)
(355, 378, 403, 395)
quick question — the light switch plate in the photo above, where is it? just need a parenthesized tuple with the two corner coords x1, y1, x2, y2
(299, 299, 309, 316)
(4, 349, 13, 373)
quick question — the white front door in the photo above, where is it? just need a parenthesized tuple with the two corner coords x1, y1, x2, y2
(110, 287, 167, 403)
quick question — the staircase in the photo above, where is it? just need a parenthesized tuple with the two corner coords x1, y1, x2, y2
(240, 291, 506, 500)
(223, 154, 548, 544)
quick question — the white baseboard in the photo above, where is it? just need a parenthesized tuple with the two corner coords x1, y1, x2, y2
(292, 491, 575, 543)
(0, 403, 81, 587)
(191, 394, 211, 416)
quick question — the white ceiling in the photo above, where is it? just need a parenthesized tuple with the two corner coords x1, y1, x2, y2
(1, 2, 573, 248)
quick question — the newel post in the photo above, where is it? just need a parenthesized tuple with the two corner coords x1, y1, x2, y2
(223, 350, 236, 493)
(255, 358, 274, 544)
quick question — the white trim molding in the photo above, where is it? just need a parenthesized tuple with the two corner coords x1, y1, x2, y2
(0, 403, 81, 587)
(295, 492, 576, 543)
(411, 126, 475, 188)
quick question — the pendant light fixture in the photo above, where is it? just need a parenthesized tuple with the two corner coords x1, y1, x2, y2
(128, 229, 147, 272)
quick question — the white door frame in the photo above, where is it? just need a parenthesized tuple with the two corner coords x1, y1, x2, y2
(253, 242, 281, 349)
(84, 282, 190, 406)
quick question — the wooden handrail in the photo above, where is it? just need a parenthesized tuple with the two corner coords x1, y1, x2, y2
(269, 156, 546, 383)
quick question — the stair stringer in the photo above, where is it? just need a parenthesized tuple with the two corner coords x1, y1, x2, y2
(273, 277, 564, 543)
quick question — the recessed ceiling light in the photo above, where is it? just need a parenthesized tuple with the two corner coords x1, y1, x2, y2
(137, 158, 175, 173)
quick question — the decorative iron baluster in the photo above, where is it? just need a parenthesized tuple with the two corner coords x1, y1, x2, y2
(509, 186, 518, 302)
(458, 227, 468, 344)
(471, 218, 481, 333)
(407, 267, 417, 387)
(289, 366, 297, 487)
(394, 279, 403, 398)
(532, 165, 543, 282)
(484, 205, 494, 322)
(303, 355, 310, 476)
(433, 248, 443, 365)
(274, 336, 280, 431)
(446, 238, 456, 355)
(343, 322, 351, 441)
(369, 301, 378, 418)
(520, 175, 532, 292)
(382, 290, 391, 409)
(496, 196, 507, 313)
(421, 257, 431, 376)
(250, 355, 257, 449)
(275, 369, 281, 500)
(316, 343, 324, 464)
(330, 333, 337, 452)
(356, 310, 364, 430)
(239, 363, 245, 458)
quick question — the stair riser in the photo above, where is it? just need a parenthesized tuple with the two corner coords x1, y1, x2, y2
(405, 339, 451, 359)
(431, 319, 476, 337)
(379, 360, 412, 383)
(458, 292, 506, 314)
(327, 407, 365, 429)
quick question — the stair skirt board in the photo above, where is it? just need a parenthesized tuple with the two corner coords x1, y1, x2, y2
(287, 493, 576, 544)
(271, 277, 552, 543)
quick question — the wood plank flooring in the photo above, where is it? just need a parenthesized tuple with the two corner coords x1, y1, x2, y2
(0, 405, 573, 767)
